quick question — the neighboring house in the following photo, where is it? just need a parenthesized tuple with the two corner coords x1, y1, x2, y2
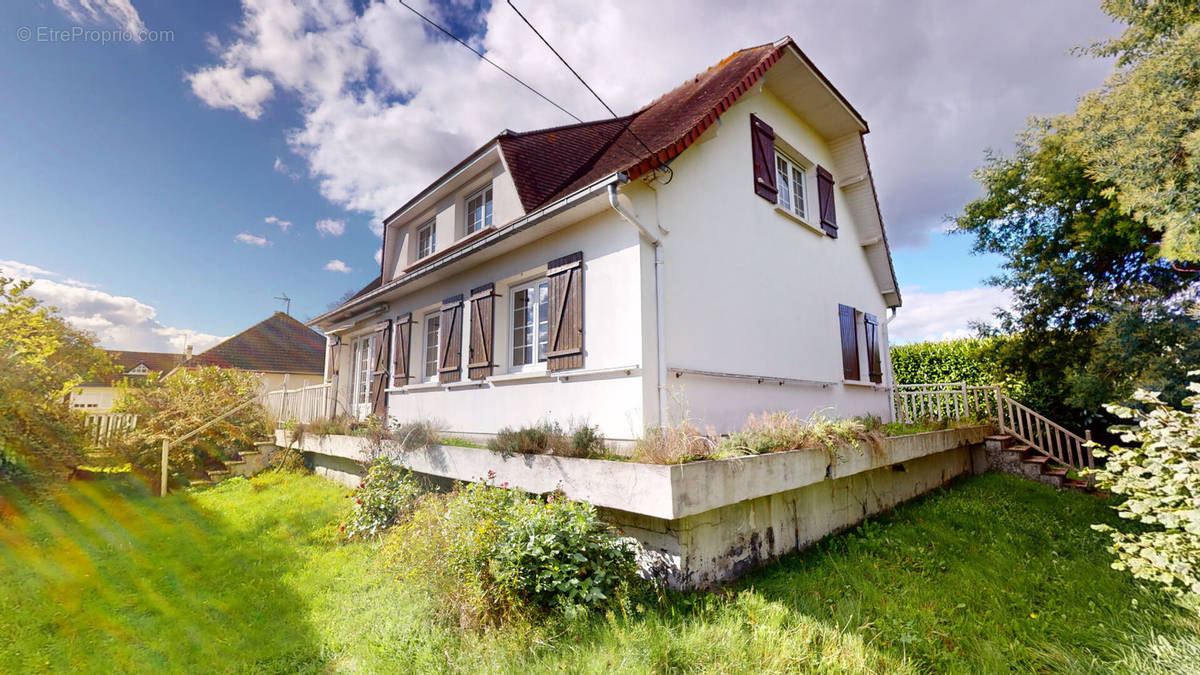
(69, 350, 183, 412)
(309, 37, 901, 439)
(178, 312, 326, 392)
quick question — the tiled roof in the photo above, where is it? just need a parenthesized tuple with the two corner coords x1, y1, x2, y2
(187, 312, 325, 374)
(499, 41, 785, 212)
(86, 350, 183, 384)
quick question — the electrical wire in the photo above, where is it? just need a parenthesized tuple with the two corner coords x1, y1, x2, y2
(506, 0, 673, 183)
(397, 0, 581, 123)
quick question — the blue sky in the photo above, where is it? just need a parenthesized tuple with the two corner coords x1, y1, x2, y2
(0, 0, 1117, 351)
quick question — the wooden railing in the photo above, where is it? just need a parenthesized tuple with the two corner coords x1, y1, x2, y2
(893, 382, 1093, 477)
(83, 413, 137, 445)
(260, 382, 333, 425)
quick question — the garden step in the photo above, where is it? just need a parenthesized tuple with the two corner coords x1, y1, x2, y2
(1005, 444, 1031, 454)
(1043, 467, 1069, 478)
(224, 460, 246, 467)
(1022, 455, 1051, 465)
(985, 434, 1014, 448)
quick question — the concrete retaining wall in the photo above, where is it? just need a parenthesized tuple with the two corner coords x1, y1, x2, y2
(282, 425, 991, 587)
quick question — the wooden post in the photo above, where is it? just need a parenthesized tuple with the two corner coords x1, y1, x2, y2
(160, 439, 169, 497)
(994, 386, 1004, 432)
(959, 382, 968, 420)
(278, 374, 290, 420)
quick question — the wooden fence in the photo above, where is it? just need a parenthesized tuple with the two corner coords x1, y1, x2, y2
(892, 382, 1093, 477)
(83, 413, 137, 445)
(260, 382, 333, 425)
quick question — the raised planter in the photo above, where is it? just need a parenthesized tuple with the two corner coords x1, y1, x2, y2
(280, 425, 992, 587)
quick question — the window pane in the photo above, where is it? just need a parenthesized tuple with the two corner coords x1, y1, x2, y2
(776, 155, 791, 211)
(512, 288, 533, 366)
(425, 316, 440, 377)
(483, 188, 493, 228)
(536, 282, 549, 362)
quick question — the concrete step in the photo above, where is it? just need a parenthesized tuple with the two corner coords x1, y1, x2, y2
(224, 460, 246, 468)
(1022, 454, 1051, 466)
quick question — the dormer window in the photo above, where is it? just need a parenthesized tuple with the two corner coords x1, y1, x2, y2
(465, 185, 493, 235)
(416, 219, 436, 259)
(775, 151, 808, 221)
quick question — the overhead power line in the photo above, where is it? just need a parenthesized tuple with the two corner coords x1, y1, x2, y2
(396, 0, 581, 123)
(506, 0, 671, 181)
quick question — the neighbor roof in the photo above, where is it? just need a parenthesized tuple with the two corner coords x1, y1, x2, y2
(186, 312, 325, 374)
(85, 350, 183, 385)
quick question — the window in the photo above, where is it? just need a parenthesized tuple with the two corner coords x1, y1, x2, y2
(510, 279, 549, 369)
(353, 336, 373, 412)
(465, 185, 493, 235)
(423, 312, 440, 381)
(416, 220, 436, 259)
(775, 151, 807, 220)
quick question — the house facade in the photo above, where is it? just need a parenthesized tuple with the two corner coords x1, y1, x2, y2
(69, 350, 183, 412)
(310, 38, 901, 440)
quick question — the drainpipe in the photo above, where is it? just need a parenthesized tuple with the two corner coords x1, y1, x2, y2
(607, 183, 667, 428)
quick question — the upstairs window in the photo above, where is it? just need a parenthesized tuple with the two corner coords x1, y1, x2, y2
(465, 185, 493, 235)
(423, 312, 440, 381)
(775, 151, 807, 220)
(511, 280, 549, 369)
(416, 220, 436, 259)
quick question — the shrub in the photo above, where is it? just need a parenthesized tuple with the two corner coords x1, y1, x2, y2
(112, 367, 269, 478)
(488, 421, 605, 458)
(341, 458, 425, 540)
(890, 337, 1009, 386)
(387, 478, 639, 628)
(717, 412, 871, 458)
(1091, 379, 1200, 596)
(632, 424, 718, 464)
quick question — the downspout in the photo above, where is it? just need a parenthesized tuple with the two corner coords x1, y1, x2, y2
(607, 183, 668, 428)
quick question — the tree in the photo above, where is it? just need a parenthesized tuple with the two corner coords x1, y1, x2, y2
(1067, 1, 1200, 261)
(112, 366, 269, 479)
(0, 277, 116, 479)
(953, 127, 1199, 429)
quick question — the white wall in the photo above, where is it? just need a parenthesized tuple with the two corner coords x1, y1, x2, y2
(69, 386, 118, 412)
(642, 85, 893, 431)
(335, 208, 650, 440)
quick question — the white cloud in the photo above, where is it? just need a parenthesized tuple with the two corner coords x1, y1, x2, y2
(888, 286, 1012, 344)
(324, 259, 351, 273)
(373, 248, 382, 265)
(264, 215, 292, 231)
(272, 156, 300, 180)
(234, 232, 271, 246)
(0, 259, 223, 352)
(52, 0, 146, 36)
(186, 64, 275, 119)
(187, 0, 1120, 243)
(315, 218, 346, 236)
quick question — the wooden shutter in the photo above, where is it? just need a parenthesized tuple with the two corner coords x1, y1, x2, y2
(838, 304, 860, 381)
(392, 313, 412, 387)
(864, 313, 882, 384)
(468, 283, 496, 380)
(371, 320, 391, 420)
(750, 114, 778, 203)
(438, 294, 463, 383)
(816, 165, 838, 237)
(547, 252, 584, 372)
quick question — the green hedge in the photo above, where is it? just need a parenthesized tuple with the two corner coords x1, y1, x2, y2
(890, 337, 1006, 386)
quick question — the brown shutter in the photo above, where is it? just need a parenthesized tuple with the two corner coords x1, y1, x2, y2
(468, 283, 496, 380)
(750, 114, 778, 203)
(838, 304, 860, 381)
(816, 165, 837, 237)
(438, 294, 463, 383)
(547, 252, 584, 372)
(865, 313, 882, 383)
(392, 313, 412, 387)
(371, 319, 391, 420)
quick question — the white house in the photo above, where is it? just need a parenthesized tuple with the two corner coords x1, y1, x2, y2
(309, 37, 901, 441)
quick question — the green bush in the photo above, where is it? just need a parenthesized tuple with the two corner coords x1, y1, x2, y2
(488, 421, 605, 458)
(889, 337, 1009, 386)
(386, 478, 638, 628)
(1091, 378, 1200, 596)
(341, 458, 424, 540)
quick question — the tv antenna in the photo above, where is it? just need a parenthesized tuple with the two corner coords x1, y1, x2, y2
(275, 292, 292, 316)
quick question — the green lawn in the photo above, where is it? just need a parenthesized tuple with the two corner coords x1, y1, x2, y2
(1, 471, 1196, 673)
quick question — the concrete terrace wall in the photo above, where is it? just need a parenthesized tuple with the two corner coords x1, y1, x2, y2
(283, 425, 990, 588)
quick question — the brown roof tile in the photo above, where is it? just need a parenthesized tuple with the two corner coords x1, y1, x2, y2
(187, 312, 325, 374)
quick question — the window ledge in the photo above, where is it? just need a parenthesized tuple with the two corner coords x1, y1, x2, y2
(399, 381, 443, 392)
(774, 205, 824, 235)
(445, 380, 486, 390)
(554, 365, 641, 381)
(842, 379, 885, 390)
(490, 369, 552, 385)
